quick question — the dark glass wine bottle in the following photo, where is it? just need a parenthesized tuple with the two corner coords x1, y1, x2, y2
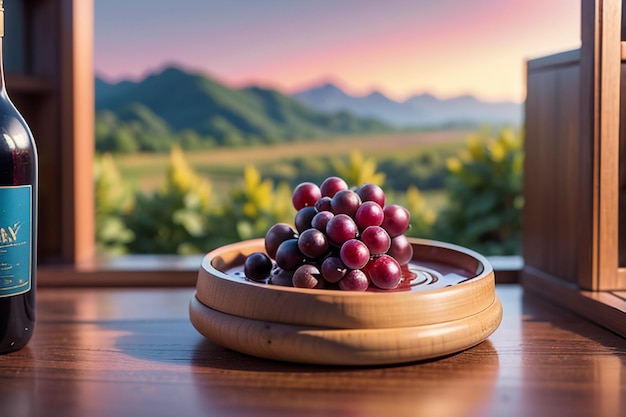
(0, 0, 38, 354)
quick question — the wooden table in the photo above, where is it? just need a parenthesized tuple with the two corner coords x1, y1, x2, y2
(0, 285, 624, 417)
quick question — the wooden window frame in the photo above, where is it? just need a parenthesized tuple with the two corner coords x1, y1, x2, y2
(522, 0, 626, 337)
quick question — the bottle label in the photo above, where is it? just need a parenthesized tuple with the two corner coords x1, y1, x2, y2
(0, 185, 32, 298)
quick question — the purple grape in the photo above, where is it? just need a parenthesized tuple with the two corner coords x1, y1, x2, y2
(360, 226, 391, 255)
(311, 210, 333, 232)
(340, 239, 370, 270)
(265, 223, 297, 258)
(325, 214, 358, 246)
(354, 201, 384, 229)
(381, 204, 410, 237)
(315, 196, 333, 212)
(320, 256, 347, 283)
(330, 189, 362, 217)
(294, 206, 318, 233)
(243, 252, 273, 282)
(274, 239, 304, 270)
(292, 264, 324, 289)
(388, 234, 413, 265)
(292, 182, 321, 210)
(298, 228, 329, 259)
(356, 183, 385, 207)
(338, 269, 369, 292)
(368, 255, 402, 290)
(320, 176, 349, 198)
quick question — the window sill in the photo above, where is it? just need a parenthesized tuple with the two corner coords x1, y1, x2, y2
(38, 255, 523, 287)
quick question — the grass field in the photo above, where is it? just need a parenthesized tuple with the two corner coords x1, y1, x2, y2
(110, 130, 471, 198)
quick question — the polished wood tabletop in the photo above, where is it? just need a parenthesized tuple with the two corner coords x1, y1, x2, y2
(0, 285, 624, 417)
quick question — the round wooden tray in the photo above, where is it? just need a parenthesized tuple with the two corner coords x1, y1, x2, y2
(194, 238, 497, 329)
(190, 238, 502, 365)
(190, 294, 502, 366)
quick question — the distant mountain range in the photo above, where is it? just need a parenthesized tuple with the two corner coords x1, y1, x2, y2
(95, 66, 522, 152)
(292, 83, 522, 128)
(95, 67, 391, 151)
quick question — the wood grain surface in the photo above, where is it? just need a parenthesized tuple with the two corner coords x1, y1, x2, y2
(0, 285, 624, 417)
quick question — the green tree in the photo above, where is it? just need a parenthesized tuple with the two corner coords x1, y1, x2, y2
(433, 128, 524, 255)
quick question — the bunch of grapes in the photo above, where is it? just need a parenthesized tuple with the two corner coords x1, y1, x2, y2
(243, 176, 413, 291)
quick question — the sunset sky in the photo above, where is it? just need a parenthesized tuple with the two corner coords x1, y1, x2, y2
(94, 0, 580, 104)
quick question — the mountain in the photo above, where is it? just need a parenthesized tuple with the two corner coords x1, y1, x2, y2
(293, 83, 523, 128)
(95, 67, 392, 151)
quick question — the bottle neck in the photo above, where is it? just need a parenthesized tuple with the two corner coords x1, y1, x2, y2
(0, 4, 4, 91)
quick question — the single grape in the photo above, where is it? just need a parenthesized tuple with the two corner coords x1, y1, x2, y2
(354, 201, 384, 229)
(274, 238, 304, 270)
(265, 223, 297, 258)
(381, 204, 410, 237)
(315, 196, 333, 212)
(320, 176, 349, 198)
(356, 183, 385, 208)
(243, 252, 273, 282)
(388, 234, 413, 265)
(325, 214, 358, 246)
(338, 269, 369, 292)
(292, 264, 324, 289)
(360, 225, 391, 255)
(294, 206, 318, 233)
(340, 238, 370, 270)
(311, 210, 334, 232)
(298, 228, 329, 259)
(330, 189, 362, 217)
(320, 256, 347, 283)
(292, 182, 322, 210)
(367, 254, 402, 290)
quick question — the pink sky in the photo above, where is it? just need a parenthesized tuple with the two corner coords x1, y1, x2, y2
(94, 0, 580, 103)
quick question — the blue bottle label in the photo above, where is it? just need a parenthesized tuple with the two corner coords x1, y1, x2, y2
(0, 185, 32, 298)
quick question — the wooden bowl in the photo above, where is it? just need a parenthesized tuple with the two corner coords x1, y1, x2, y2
(194, 238, 497, 329)
(190, 238, 502, 365)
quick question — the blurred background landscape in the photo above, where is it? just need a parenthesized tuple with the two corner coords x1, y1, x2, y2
(93, 0, 580, 256)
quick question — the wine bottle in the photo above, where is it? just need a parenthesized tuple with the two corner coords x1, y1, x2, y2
(0, 0, 38, 354)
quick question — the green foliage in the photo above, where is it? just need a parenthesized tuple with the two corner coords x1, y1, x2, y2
(433, 128, 523, 255)
(331, 151, 386, 187)
(214, 166, 296, 243)
(94, 153, 135, 254)
(124, 146, 215, 254)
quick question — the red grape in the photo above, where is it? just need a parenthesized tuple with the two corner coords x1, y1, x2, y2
(330, 189, 361, 217)
(320, 256, 347, 283)
(294, 206, 318, 233)
(315, 196, 333, 212)
(381, 204, 410, 237)
(338, 269, 369, 291)
(340, 239, 370, 270)
(292, 182, 321, 210)
(325, 214, 358, 246)
(274, 239, 303, 270)
(243, 252, 273, 282)
(388, 234, 413, 265)
(354, 201, 384, 229)
(356, 183, 385, 207)
(320, 176, 348, 198)
(360, 225, 391, 255)
(292, 264, 324, 289)
(264, 223, 297, 258)
(311, 210, 333, 232)
(367, 255, 402, 290)
(298, 228, 329, 259)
